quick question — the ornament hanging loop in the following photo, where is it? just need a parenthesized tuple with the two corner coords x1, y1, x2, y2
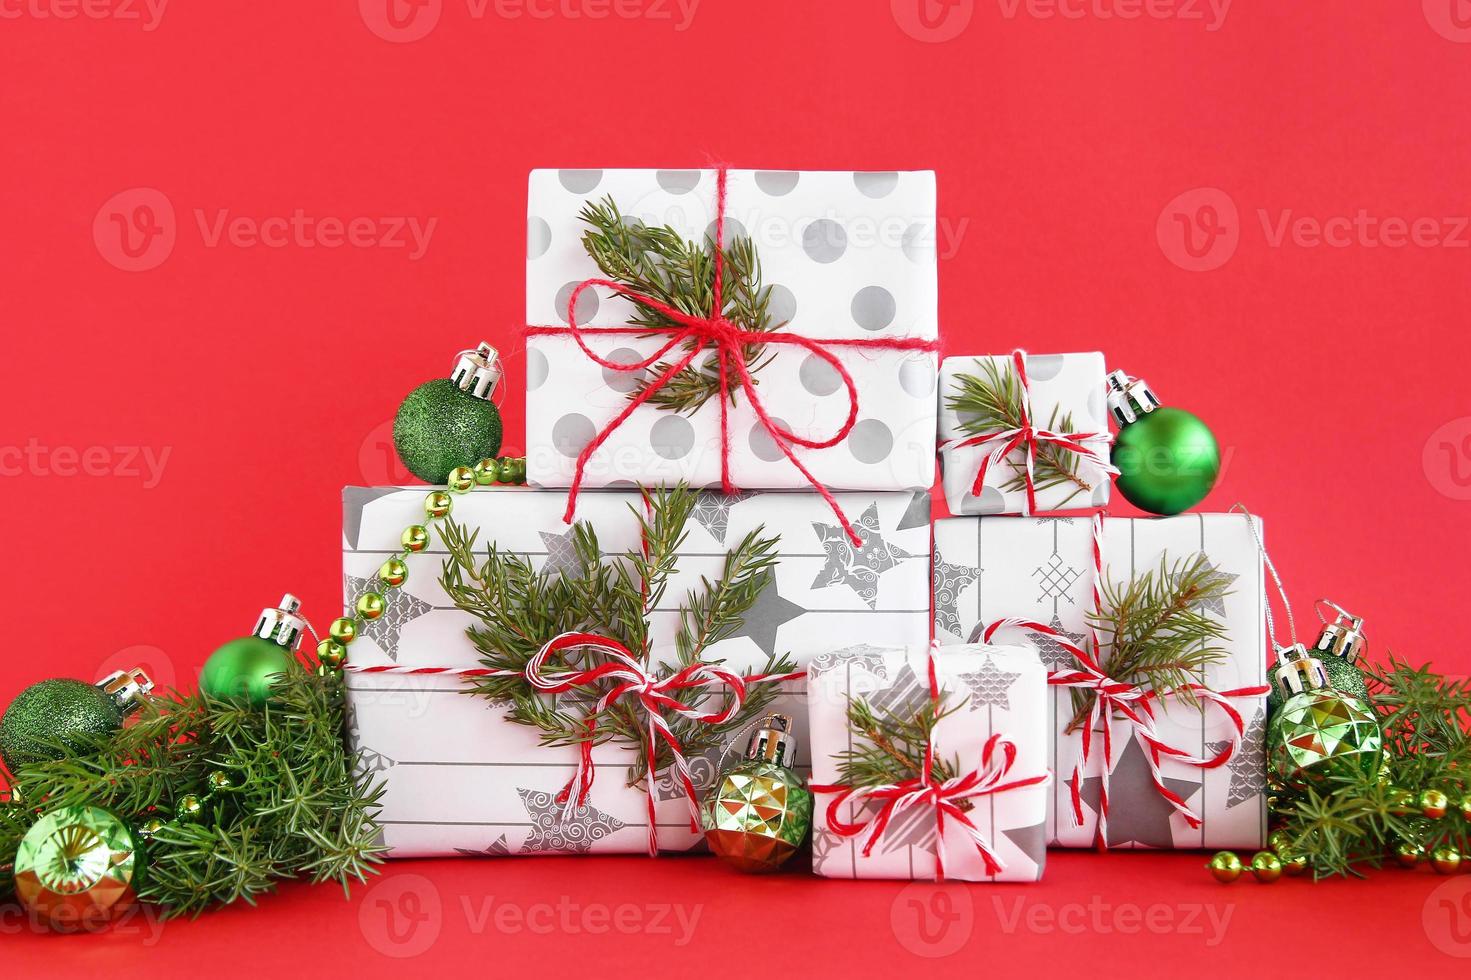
(1228, 504, 1296, 652)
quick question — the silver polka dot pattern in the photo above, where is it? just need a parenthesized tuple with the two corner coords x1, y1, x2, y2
(527, 217, 551, 259)
(902, 222, 934, 263)
(600, 347, 648, 394)
(754, 171, 800, 195)
(552, 414, 596, 459)
(854, 172, 899, 198)
(706, 217, 748, 244)
(555, 281, 600, 324)
(650, 415, 696, 460)
(767, 284, 797, 327)
(656, 170, 702, 194)
(851, 285, 896, 331)
(848, 419, 894, 464)
(559, 170, 603, 193)
(898, 355, 935, 398)
(799, 353, 842, 396)
(1025, 354, 1065, 382)
(526, 348, 549, 391)
(802, 219, 847, 263)
(748, 418, 789, 462)
(976, 486, 1008, 514)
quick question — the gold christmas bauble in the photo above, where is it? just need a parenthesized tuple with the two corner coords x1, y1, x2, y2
(1208, 851, 1243, 883)
(14, 806, 138, 931)
(317, 640, 347, 668)
(1394, 841, 1424, 868)
(473, 458, 500, 486)
(402, 525, 429, 552)
(1250, 851, 1283, 883)
(425, 491, 453, 518)
(1431, 846, 1462, 875)
(329, 617, 358, 644)
(379, 558, 409, 588)
(356, 592, 386, 620)
(447, 466, 477, 493)
(1420, 789, 1450, 820)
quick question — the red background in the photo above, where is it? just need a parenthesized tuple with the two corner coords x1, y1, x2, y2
(4, 0, 1471, 972)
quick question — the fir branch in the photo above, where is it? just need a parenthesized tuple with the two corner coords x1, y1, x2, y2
(831, 691, 972, 809)
(945, 359, 1096, 508)
(578, 197, 779, 415)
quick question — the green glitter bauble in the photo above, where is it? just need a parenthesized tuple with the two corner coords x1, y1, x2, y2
(394, 379, 503, 485)
(1267, 689, 1383, 788)
(702, 759, 812, 873)
(1112, 407, 1221, 516)
(200, 636, 296, 708)
(0, 679, 124, 770)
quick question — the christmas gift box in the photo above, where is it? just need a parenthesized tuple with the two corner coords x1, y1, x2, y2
(932, 513, 1269, 850)
(524, 168, 941, 531)
(808, 644, 1050, 882)
(938, 350, 1113, 516)
(341, 484, 932, 857)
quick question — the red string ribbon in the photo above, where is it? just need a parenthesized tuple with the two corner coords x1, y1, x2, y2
(524, 631, 806, 856)
(811, 644, 1049, 880)
(978, 514, 1268, 849)
(526, 168, 941, 546)
(940, 349, 1117, 515)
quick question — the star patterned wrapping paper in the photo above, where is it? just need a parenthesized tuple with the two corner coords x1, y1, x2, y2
(932, 514, 1269, 850)
(807, 644, 1049, 882)
(342, 484, 931, 857)
(525, 169, 939, 492)
(938, 351, 1112, 516)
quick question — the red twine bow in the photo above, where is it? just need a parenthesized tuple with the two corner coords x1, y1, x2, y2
(526, 168, 942, 547)
(978, 514, 1268, 849)
(940, 349, 1117, 516)
(524, 631, 805, 856)
(811, 644, 1049, 880)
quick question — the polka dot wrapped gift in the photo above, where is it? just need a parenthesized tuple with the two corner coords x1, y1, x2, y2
(524, 169, 941, 534)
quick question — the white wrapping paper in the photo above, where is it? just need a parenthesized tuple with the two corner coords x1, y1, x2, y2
(808, 644, 1049, 882)
(938, 351, 1111, 515)
(342, 484, 932, 856)
(525, 168, 939, 492)
(932, 514, 1269, 850)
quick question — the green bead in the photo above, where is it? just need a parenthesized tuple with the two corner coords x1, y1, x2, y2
(508, 457, 527, 485)
(207, 771, 236, 793)
(329, 617, 358, 644)
(473, 458, 500, 486)
(1207, 851, 1243, 883)
(317, 639, 347, 669)
(1267, 689, 1383, 788)
(425, 491, 453, 518)
(393, 379, 503, 485)
(1250, 851, 1283, 883)
(701, 760, 812, 873)
(176, 795, 204, 822)
(357, 593, 386, 620)
(200, 636, 296, 708)
(402, 525, 429, 552)
(0, 679, 124, 770)
(379, 557, 408, 587)
(446, 466, 476, 494)
(1112, 407, 1220, 516)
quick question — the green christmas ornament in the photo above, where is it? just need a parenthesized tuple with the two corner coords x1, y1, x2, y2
(0, 669, 153, 771)
(1266, 644, 1383, 787)
(200, 594, 307, 707)
(702, 715, 812, 873)
(14, 805, 138, 931)
(1106, 371, 1220, 516)
(394, 343, 504, 485)
(1311, 600, 1370, 701)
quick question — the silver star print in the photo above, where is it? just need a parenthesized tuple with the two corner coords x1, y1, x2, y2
(809, 644, 892, 680)
(517, 787, 627, 853)
(725, 575, 804, 657)
(455, 835, 511, 857)
(897, 489, 932, 530)
(973, 613, 1088, 672)
(690, 491, 752, 544)
(1033, 553, 1082, 605)
(811, 828, 848, 875)
(1002, 820, 1048, 870)
(870, 800, 938, 854)
(539, 528, 581, 577)
(934, 547, 981, 639)
(1197, 558, 1238, 618)
(345, 574, 432, 662)
(868, 662, 932, 722)
(653, 744, 726, 802)
(811, 504, 915, 609)
(1078, 737, 1202, 848)
(1207, 708, 1267, 809)
(957, 656, 1022, 709)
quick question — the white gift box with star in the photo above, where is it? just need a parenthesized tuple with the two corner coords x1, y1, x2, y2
(932, 514, 1270, 851)
(807, 644, 1050, 882)
(341, 484, 932, 857)
(524, 168, 939, 493)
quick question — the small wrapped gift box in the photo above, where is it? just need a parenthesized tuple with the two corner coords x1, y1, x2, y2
(938, 350, 1112, 516)
(932, 513, 1269, 850)
(808, 644, 1049, 881)
(524, 168, 939, 503)
(342, 485, 932, 857)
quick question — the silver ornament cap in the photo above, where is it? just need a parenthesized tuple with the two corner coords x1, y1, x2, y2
(1106, 370, 1162, 426)
(253, 594, 307, 651)
(1271, 643, 1330, 701)
(451, 343, 503, 401)
(1314, 600, 1366, 666)
(98, 668, 155, 717)
(745, 714, 797, 767)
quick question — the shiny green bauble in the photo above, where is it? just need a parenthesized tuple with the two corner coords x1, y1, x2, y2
(1267, 689, 1383, 788)
(0, 679, 125, 770)
(1268, 655, 1371, 718)
(14, 805, 138, 931)
(1207, 851, 1243, 883)
(702, 759, 812, 873)
(199, 636, 296, 708)
(394, 379, 503, 485)
(1112, 407, 1220, 516)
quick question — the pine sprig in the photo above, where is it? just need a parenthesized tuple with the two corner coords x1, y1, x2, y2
(831, 691, 972, 809)
(0, 664, 384, 917)
(439, 484, 796, 789)
(1071, 555, 1233, 731)
(946, 359, 1096, 508)
(578, 197, 779, 415)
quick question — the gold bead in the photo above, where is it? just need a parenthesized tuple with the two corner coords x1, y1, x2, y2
(425, 491, 453, 518)
(137, 818, 167, 839)
(207, 771, 235, 793)
(357, 592, 386, 620)
(1387, 786, 1416, 814)
(379, 557, 409, 587)
(176, 794, 204, 822)
(1207, 851, 1242, 883)
(317, 639, 347, 668)
(402, 525, 429, 552)
(473, 458, 499, 486)
(1250, 851, 1283, 883)
(1394, 841, 1424, 868)
(1269, 830, 1294, 855)
(1281, 853, 1309, 876)
(447, 466, 477, 494)
(329, 617, 358, 644)
(1421, 788, 1451, 820)
(1432, 846, 1462, 875)
(1460, 796, 1471, 822)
